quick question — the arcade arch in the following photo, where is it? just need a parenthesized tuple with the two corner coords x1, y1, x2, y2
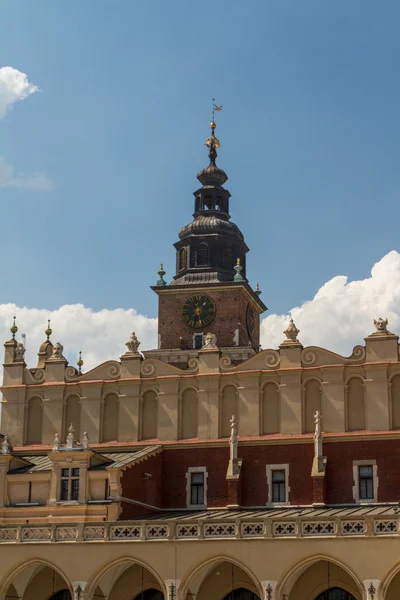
(89, 559, 165, 600)
(2, 560, 72, 600)
(279, 558, 362, 600)
(182, 558, 262, 600)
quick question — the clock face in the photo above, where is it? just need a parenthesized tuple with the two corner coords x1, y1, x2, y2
(182, 294, 216, 329)
(246, 304, 256, 337)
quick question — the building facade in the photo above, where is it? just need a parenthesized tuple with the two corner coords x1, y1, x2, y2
(1, 118, 400, 600)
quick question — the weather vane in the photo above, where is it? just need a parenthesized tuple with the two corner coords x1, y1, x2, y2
(206, 99, 223, 164)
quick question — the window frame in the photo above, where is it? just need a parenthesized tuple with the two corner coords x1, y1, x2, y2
(59, 466, 80, 503)
(193, 332, 203, 350)
(266, 464, 290, 506)
(186, 466, 207, 509)
(352, 460, 378, 504)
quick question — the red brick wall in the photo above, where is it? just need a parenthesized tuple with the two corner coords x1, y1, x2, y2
(120, 438, 400, 514)
(120, 452, 163, 518)
(157, 287, 259, 350)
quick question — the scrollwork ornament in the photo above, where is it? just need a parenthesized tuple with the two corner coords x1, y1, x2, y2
(349, 345, 366, 361)
(302, 350, 316, 365)
(65, 366, 79, 381)
(219, 355, 233, 370)
(33, 369, 45, 383)
(264, 350, 280, 368)
(141, 361, 156, 376)
(187, 357, 200, 372)
(107, 363, 121, 379)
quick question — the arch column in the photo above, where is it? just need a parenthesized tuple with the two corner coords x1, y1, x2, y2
(261, 581, 277, 600)
(72, 581, 87, 600)
(362, 580, 381, 600)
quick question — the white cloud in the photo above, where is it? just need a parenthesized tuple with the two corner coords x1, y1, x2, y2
(0, 251, 400, 373)
(261, 250, 400, 354)
(0, 67, 38, 120)
(0, 155, 53, 190)
(0, 67, 52, 191)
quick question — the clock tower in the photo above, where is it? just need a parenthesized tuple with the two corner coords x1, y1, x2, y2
(152, 110, 266, 354)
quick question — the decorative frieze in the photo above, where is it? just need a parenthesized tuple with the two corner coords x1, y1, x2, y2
(302, 521, 336, 536)
(0, 515, 397, 544)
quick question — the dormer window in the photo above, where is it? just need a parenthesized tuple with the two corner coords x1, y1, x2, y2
(196, 244, 209, 266)
(60, 467, 80, 501)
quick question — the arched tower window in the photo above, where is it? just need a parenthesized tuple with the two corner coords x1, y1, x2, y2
(222, 245, 233, 269)
(179, 248, 187, 271)
(303, 379, 321, 433)
(26, 397, 43, 444)
(102, 393, 119, 442)
(346, 377, 365, 431)
(196, 244, 209, 266)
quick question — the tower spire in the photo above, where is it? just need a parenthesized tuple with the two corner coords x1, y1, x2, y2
(205, 99, 222, 166)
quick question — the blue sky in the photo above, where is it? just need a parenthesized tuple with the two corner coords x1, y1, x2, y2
(1, 1, 400, 366)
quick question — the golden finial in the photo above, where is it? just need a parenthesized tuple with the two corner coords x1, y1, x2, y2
(45, 319, 52, 341)
(206, 99, 222, 164)
(10, 316, 18, 340)
(236, 257, 241, 265)
(77, 351, 84, 374)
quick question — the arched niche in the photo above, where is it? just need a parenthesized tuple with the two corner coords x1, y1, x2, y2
(64, 395, 81, 441)
(26, 396, 43, 445)
(90, 560, 164, 600)
(391, 374, 400, 429)
(261, 382, 280, 434)
(102, 393, 119, 442)
(141, 390, 158, 440)
(346, 377, 365, 431)
(283, 559, 362, 600)
(303, 379, 321, 433)
(315, 590, 356, 600)
(180, 388, 198, 439)
(220, 385, 238, 438)
(4, 563, 72, 600)
(184, 560, 261, 600)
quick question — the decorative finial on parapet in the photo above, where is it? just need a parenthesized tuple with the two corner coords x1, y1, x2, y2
(234, 258, 244, 282)
(10, 316, 18, 340)
(1, 436, 10, 455)
(229, 414, 238, 461)
(255, 283, 262, 296)
(81, 431, 89, 450)
(284, 318, 300, 343)
(52, 432, 60, 452)
(50, 342, 65, 361)
(373, 317, 392, 335)
(66, 423, 75, 449)
(125, 331, 140, 353)
(45, 319, 52, 341)
(77, 351, 84, 374)
(314, 410, 323, 459)
(14, 342, 26, 362)
(203, 332, 217, 349)
(157, 263, 167, 286)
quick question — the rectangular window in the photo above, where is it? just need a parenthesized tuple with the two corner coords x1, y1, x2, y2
(272, 469, 286, 503)
(359, 465, 374, 500)
(59, 467, 80, 502)
(190, 472, 204, 505)
(194, 334, 203, 349)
